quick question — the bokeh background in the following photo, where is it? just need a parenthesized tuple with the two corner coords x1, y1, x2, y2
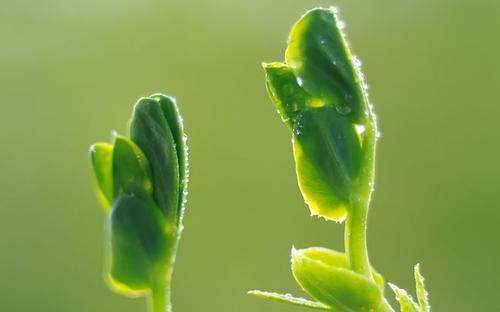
(1, 0, 499, 311)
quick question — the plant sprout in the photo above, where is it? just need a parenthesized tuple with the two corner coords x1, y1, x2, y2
(249, 7, 430, 312)
(90, 94, 188, 312)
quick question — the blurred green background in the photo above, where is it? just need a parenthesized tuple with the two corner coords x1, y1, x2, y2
(1, 0, 499, 311)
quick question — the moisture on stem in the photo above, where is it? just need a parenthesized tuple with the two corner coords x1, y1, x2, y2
(90, 94, 189, 312)
(250, 6, 431, 312)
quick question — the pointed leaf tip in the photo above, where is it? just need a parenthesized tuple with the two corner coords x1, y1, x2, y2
(90, 142, 114, 211)
(389, 283, 419, 312)
(248, 290, 332, 310)
(414, 264, 430, 312)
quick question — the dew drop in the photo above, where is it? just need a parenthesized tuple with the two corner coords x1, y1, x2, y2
(294, 117, 304, 136)
(352, 56, 363, 69)
(336, 215, 347, 224)
(369, 181, 375, 192)
(336, 105, 352, 115)
(355, 124, 366, 135)
(289, 59, 302, 70)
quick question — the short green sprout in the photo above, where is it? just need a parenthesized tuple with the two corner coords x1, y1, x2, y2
(249, 7, 431, 312)
(90, 94, 188, 312)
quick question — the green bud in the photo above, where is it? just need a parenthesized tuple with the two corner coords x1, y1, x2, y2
(291, 247, 383, 311)
(263, 8, 371, 221)
(89, 93, 189, 309)
(295, 247, 385, 291)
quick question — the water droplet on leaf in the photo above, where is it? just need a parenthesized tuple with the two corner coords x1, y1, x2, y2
(336, 105, 352, 115)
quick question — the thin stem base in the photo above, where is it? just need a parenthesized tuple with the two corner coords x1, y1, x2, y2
(148, 270, 173, 312)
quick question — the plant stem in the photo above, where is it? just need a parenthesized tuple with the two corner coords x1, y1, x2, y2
(345, 102, 378, 279)
(149, 271, 173, 312)
(345, 196, 372, 278)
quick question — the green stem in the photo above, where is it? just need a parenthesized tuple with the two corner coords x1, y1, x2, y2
(345, 196, 372, 278)
(149, 270, 173, 312)
(345, 105, 378, 279)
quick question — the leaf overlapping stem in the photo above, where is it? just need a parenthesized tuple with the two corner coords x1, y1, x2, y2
(251, 7, 430, 312)
(90, 94, 188, 312)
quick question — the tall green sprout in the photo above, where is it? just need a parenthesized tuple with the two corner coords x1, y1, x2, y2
(90, 94, 188, 312)
(249, 7, 431, 312)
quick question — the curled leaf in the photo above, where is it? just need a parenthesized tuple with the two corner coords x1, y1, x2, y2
(263, 62, 310, 127)
(297, 247, 385, 292)
(292, 248, 382, 311)
(108, 194, 171, 295)
(112, 135, 153, 199)
(130, 97, 179, 221)
(285, 8, 365, 122)
(90, 143, 114, 211)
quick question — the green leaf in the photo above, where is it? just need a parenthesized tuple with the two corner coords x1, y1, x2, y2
(285, 8, 366, 122)
(130, 97, 180, 222)
(262, 8, 373, 222)
(151, 94, 189, 221)
(293, 106, 362, 221)
(112, 134, 153, 199)
(90, 142, 114, 211)
(389, 284, 419, 312)
(292, 248, 382, 311)
(297, 247, 385, 292)
(108, 194, 171, 295)
(248, 290, 332, 310)
(414, 264, 430, 312)
(263, 62, 310, 127)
